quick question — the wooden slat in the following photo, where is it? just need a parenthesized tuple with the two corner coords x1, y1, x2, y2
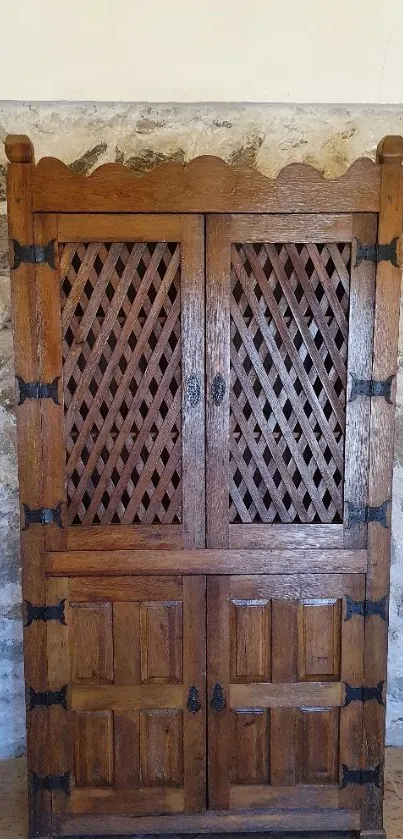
(227, 213, 354, 242)
(183, 576, 206, 811)
(57, 213, 181, 242)
(339, 574, 366, 811)
(362, 137, 403, 830)
(6, 139, 51, 836)
(229, 523, 346, 550)
(68, 575, 183, 601)
(32, 154, 380, 213)
(207, 576, 230, 809)
(343, 214, 377, 548)
(230, 681, 343, 708)
(45, 548, 367, 576)
(70, 684, 183, 711)
(69, 787, 184, 816)
(230, 784, 344, 810)
(181, 216, 205, 549)
(229, 573, 366, 600)
(66, 524, 184, 551)
(57, 807, 361, 835)
(206, 215, 231, 548)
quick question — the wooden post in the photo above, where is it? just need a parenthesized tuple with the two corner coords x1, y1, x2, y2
(361, 135, 403, 838)
(6, 135, 52, 838)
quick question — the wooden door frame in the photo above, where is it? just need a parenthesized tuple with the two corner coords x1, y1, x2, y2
(6, 134, 403, 839)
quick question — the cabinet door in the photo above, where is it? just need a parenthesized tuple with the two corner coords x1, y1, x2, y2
(207, 574, 366, 814)
(206, 213, 376, 552)
(34, 213, 205, 552)
(46, 575, 206, 829)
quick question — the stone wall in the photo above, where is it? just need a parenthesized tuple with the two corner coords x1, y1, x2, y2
(1, 102, 403, 758)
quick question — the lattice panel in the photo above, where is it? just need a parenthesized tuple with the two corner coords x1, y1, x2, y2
(60, 241, 182, 525)
(230, 241, 351, 524)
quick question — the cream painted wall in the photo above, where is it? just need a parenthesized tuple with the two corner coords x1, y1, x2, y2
(1, 0, 403, 102)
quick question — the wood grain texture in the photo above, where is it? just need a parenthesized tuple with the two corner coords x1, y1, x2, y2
(66, 524, 183, 551)
(207, 576, 230, 809)
(362, 147, 403, 829)
(31, 154, 380, 213)
(45, 548, 368, 576)
(227, 213, 354, 242)
(7, 153, 51, 836)
(343, 215, 377, 548)
(57, 213, 181, 242)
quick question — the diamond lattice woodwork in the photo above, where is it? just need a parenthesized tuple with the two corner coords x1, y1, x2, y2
(60, 241, 182, 526)
(229, 241, 351, 524)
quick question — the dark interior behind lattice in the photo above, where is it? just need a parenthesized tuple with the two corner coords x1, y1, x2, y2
(229, 241, 351, 524)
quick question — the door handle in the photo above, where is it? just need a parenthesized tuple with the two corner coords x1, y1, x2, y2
(210, 682, 226, 711)
(187, 685, 201, 713)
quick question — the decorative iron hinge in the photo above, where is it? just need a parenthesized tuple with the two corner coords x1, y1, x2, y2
(186, 374, 201, 408)
(24, 599, 66, 628)
(17, 375, 60, 405)
(23, 503, 63, 530)
(27, 685, 68, 711)
(187, 685, 201, 713)
(340, 764, 382, 789)
(12, 239, 56, 270)
(346, 500, 390, 529)
(354, 237, 399, 268)
(349, 373, 394, 404)
(345, 594, 388, 623)
(31, 771, 71, 796)
(211, 373, 226, 406)
(344, 681, 384, 707)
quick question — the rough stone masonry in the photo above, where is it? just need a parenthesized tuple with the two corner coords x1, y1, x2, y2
(0, 102, 403, 759)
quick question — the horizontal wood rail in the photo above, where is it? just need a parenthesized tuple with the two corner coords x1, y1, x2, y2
(45, 548, 367, 576)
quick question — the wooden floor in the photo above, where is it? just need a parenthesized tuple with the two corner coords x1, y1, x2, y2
(1, 749, 402, 838)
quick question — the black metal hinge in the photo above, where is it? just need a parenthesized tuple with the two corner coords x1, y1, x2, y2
(23, 503, 63, 530)
(349, 373, 394, 404)
(31, 771, 71, 796)
(345, 594, 388, 623)
(27, 685, 68, 711)
(340, 764, 382, 789)
(346, 500, 390, 529)
(354, 237, 399, 267)
(24, 599, 66, 628)
(12, 239, 56, 270)
(17, 375, 60, 405)
(344, 681, 384, 707)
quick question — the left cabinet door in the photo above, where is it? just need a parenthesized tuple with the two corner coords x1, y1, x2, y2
(33, 213, 205, 552)
(46, 574, 206, 832)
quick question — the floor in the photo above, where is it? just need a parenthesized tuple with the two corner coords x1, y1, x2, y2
(1, 750, 403, 839)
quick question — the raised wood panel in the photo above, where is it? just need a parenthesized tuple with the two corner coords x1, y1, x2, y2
(230, 599, 271, 682)
(140, 601, 183, 684)
(229, 710, 269, 785)
(74, 711, 113, 787)
(299, 708, 339, 784)
(140, 710, 183, 787)
(298, 599, 341, 681)
(70, 602, 114, 683)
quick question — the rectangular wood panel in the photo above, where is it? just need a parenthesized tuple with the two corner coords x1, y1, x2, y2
(140, 601, 183, 683)
(74, 711, 113, 787)
(70, 602, 114, 683)
(140, 710, 183, 787)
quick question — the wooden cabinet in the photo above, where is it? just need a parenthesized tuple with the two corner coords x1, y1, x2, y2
(6, 134, 403, 838)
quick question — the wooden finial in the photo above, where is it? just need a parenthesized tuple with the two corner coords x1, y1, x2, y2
(5, 135, 34, 163)
(376, 135, 403, 164)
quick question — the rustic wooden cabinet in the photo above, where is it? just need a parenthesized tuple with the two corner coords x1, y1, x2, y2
(6, 133, 403, 839)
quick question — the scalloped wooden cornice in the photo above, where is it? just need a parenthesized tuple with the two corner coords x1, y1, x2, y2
(31, 154, 381, 213)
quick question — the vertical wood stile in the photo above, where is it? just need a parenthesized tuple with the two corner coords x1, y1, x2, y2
(183, 576, 207, 811)
(180, 216, 205, 548)
(34, 213, 67, 551)
(5, 136, 51, 836)
(343, 215, 377, 549)
(207, 576, 230, 808)
(362, 136, 403, 834)
(206, 216, 231, 548)
(339, 575, 366, 812)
